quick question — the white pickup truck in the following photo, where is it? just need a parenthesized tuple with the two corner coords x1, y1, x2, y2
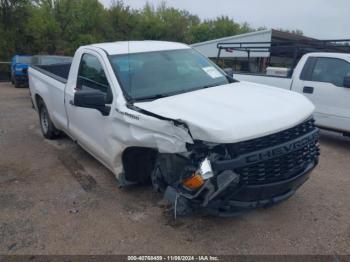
(234, 53, 350, 135)
(29, 41, 320, 216)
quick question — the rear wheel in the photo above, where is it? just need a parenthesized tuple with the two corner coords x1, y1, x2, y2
(38, 102, 60, 139)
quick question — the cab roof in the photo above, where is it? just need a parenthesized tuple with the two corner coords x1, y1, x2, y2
(89, 41, 190, 55)
(305, 52, 350, 60)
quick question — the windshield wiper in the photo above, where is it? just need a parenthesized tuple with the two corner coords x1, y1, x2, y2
(133, 83, 225, 102)
(200, 83, 221, 89)
(188, 82, 225, 92)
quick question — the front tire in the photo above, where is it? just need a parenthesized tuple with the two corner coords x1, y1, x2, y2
(38, 102, 60, 139)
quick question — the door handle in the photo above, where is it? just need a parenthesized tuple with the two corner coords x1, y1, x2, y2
(303, 86, 314, 94)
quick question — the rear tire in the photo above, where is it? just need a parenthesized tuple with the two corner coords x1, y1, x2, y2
(38, 102, 60, 139)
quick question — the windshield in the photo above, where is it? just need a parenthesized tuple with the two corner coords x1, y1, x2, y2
(16, 56, 32, 64)
(110, 48, 229, 101)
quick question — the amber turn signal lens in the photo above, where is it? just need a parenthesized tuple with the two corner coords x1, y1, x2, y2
(183, 174, 204, 190)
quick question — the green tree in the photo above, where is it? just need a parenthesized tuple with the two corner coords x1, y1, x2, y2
(0, 0, 36, 58)
(0, 0, 302, 60)
(107, 0, 140, 41)
(276, 28, 304, 36)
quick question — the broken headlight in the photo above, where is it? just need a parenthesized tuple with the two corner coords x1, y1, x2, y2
(197, 157, 214, 180)
(182, 158, 214, 191)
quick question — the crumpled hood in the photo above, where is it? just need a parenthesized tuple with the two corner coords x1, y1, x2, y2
(135, 82, 315, 143)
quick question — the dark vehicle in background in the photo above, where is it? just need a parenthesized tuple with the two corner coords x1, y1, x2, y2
(0, 62, 11, 82)
(10, 55, 73, 88)
(11, 55, 32, 88)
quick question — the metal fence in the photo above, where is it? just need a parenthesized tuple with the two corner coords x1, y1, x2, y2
(0, 62, 11, 82)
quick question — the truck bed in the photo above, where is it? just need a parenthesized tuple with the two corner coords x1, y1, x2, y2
(30, 63, 71, 83)
(233, 73, 293, 90)
(29, 63, 71, 132)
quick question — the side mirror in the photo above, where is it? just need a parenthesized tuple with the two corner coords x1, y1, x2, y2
(343, 76, 350, 88)
(74, 89, 110, 116)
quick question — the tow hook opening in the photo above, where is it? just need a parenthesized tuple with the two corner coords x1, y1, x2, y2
(163, 169, 240, 217)
(152, 153, 241, 217)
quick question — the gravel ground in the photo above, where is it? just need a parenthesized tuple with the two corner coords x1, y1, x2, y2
(0, 82, 349, 255)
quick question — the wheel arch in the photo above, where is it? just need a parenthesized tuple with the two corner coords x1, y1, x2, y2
(121, 146, 158, 184)
(34, 93, 44, 110)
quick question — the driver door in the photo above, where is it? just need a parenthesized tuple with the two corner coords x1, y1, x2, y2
(65, 52, 114, 166)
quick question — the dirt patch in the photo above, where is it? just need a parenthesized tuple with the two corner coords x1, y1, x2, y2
(58, 154, 97, 192)
(0, 219, 38, 252)
(0, 193, 33, 210)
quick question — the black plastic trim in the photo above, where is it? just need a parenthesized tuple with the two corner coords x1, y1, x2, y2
(206, 161, 316, 217)
(212, 129, 319, 171)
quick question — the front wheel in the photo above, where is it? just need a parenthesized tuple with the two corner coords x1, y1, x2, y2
(38, 102, 60, 139)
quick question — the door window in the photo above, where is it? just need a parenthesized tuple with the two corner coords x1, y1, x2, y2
(311, 57, 350, 87)
(300, 57, 317, 81)
(78, 54, 109, 93)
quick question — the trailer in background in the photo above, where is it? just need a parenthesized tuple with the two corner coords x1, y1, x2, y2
(216, 38, 350, 75)
(191, 29, 320, 74)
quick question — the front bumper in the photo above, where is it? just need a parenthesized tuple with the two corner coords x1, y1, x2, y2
(204, 161, 316, 217)
(164, 127, 319, 217)
(165, 161, 316, 217)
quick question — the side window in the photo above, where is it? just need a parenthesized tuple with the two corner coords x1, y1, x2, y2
(311, 57, 350, 87)
(300, 57, 317, 81)
(78, 54, 109, 93)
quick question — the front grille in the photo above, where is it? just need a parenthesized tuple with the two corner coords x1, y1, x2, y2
(236, 141, 319, 185)
(227, 119, 319, 185)
(227, 118, 316, 157)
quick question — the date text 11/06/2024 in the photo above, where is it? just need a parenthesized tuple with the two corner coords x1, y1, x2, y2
(127, 256, 220, 261)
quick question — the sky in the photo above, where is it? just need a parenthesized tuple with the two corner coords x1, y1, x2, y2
(99, 0, 350, 40)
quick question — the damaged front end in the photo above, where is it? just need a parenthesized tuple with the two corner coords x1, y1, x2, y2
(151, 118, 320, 217)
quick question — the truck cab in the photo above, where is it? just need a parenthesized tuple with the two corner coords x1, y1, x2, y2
(11, 55, 32, 88)
(291, 53, 350, 133)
